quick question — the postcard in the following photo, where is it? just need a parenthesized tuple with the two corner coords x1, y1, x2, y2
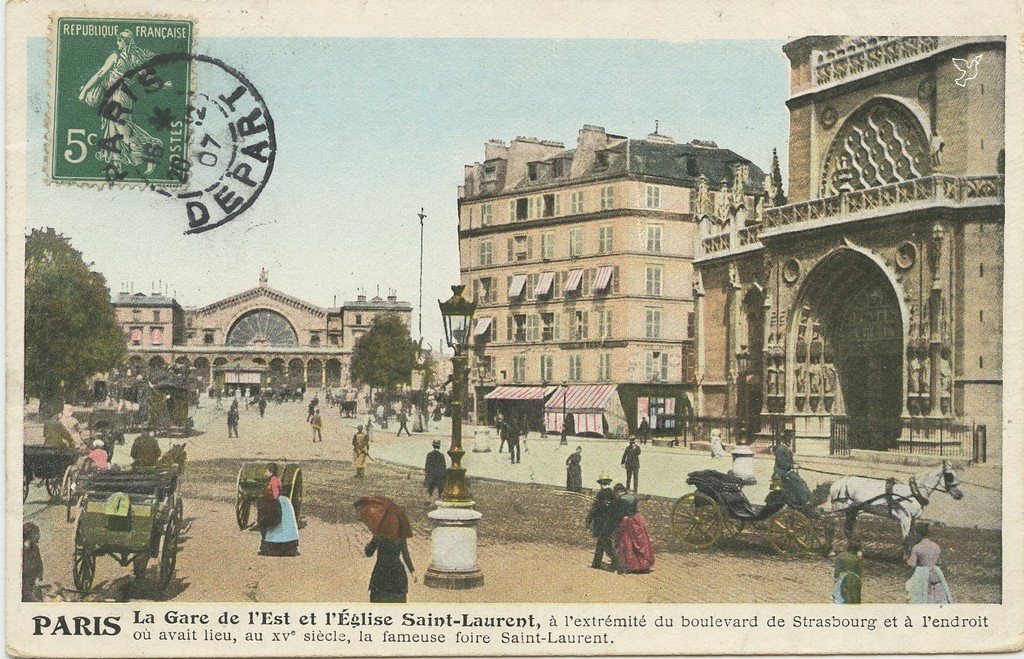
(5, 0, 1023, 656)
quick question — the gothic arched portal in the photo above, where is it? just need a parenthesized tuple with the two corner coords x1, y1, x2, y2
(790, 249, 903, 449)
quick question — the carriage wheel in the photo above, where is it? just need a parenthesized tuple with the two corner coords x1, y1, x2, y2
(289, 468, 303, 519)
(723, 517, 745, 538)
(671, 493, 724, 549)
(45, 476, 63, 500)
(73, 516, 96, 593)
(235, 494, 251, 530)
(158, 512, 180, 596)
(812, 514, 835, 556)
(769, 509, 816, 556)
(61, 465, 75, 503)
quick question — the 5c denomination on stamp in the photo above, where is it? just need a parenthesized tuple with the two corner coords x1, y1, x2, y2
(49, 16, 193, 185)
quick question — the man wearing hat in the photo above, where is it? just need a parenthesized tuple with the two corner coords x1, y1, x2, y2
(586, 473, 622, 572)
(621, 438, 642, 493)
(352, 425, 370, 478)
(424, 440, 448, 499)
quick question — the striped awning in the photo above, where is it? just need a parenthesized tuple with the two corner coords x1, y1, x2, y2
(545, 384, 618, 412)
(594, 266, 614, 291)
(473, 317, 492, 337)
(485, 385, 558, 401)
(508, 274, 527, 298)
(544, 411, 607, 436)
(563, 269, 584, 293)
(534, 271, 555, 297)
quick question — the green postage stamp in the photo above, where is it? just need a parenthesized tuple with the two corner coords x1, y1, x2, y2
(49, 16, 193, 185)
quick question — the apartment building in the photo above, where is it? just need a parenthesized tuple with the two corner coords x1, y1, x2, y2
(458, 124, 764, 436)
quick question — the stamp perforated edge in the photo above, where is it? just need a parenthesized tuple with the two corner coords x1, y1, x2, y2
(44, 11, 199, 190)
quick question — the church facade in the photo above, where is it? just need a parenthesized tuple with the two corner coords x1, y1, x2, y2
(694, 36, 1004, 461)
(112, 270, 412, 393)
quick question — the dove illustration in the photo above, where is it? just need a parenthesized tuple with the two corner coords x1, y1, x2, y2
(952, 55, 982, 87)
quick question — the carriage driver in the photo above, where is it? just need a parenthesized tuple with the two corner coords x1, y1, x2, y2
(772, 432, 812, 506)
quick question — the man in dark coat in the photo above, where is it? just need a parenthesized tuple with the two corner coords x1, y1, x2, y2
(227, 401, 240, 438)
(637, 417, 651, 444)
(507, 416, 522, 464)
(621, 438, 641, 493)
(257, 395, 267, 418)
(307, 397, 318, 423)
(773, 434, 811, 505)
(397, 409, 412, 437)
(586, 473, 622, 572)
(424, 440, 447, 498)
(495, 412, 507, 453)
(131, 432, 162, 469)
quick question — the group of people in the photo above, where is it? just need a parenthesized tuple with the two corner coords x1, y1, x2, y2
(586, 473, 654, 574)
(832, 524, 954, 605)
(494, 412, 526, 464)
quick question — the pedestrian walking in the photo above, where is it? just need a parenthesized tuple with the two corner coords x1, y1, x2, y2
(256, 463, 300, 557)
(365, 535, 415, 603)
(496, 412, 507, 453)
(352, 425, 370, 478)
(905, 524, 952, 604)
(833, 540, 863, 604)
(621, 438, 641, 493)
(22, 522, 44, 602)
(258, 395, 267, 418)
(424, 440, 447, 499)
(307, 397, 318, 423)
(227, 401, 240, 438)
(507, 417, 522, 464)
(637, 417, 651, 445)
(613, 483, 654, 573)
(397, 408, 411, 436)
(586, 473, 622, 572)
(310, 408, 323, 443)
(565, 446, 583, 492)
(709, 428, 728, 459)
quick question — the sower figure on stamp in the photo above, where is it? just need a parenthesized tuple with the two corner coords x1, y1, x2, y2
(424, 440, 447, 501)
(586, 473, 622, 572)
(621, 438, 641, 493)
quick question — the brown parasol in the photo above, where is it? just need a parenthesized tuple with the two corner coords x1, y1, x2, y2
(353, 496, 412, 540)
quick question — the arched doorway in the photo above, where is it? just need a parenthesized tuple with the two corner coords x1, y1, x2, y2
(194, 357, 211, 390)
(288, 359, 304, 389)
(149, 356, 167, 370)
(791, 248, 903, 449)
(325, 359, 342, 387)
(307, 359, 323, 387)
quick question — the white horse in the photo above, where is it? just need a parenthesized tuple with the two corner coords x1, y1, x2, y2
(829, 460, 964, 547)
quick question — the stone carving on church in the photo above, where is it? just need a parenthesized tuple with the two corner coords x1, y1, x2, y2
(940, 346, 953, 415)
(692, 270, 705, 297)
(820, 99, 930, 197)
(696, 175, 712, 218)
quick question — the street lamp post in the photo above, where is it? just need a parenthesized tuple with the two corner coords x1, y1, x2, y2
(559, 381, 568, 445)
(417, 208, 427, 341)
(425, 285, 484, 589)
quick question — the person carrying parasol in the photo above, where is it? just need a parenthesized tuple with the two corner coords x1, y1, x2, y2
(354, 497, 415, 602)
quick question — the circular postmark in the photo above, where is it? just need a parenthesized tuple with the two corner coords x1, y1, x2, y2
(99, 53, 276, 234)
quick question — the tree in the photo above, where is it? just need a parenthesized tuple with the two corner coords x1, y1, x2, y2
(349, 313, 419, 394)
(25, 228, 125, 417)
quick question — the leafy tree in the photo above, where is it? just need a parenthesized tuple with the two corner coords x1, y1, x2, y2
(25, 228, 125, 417)
(350, 313, 419, 394)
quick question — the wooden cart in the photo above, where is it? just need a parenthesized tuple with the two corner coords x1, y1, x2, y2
(235, 462, 303, 529)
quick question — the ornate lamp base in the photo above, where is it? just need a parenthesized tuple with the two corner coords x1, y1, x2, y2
(424, 505, 484, 589)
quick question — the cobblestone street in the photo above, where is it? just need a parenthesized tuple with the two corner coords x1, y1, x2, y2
(24, 398, 1001, 604)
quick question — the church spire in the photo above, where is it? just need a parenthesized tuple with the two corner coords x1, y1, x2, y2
(769, 148, 786, 207)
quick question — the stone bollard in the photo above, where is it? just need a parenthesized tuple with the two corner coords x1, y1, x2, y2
(730, 445, 757, 485)
(424, 505, 484, 589)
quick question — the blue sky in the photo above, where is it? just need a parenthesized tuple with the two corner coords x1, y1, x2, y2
(27, 37, 789, 347)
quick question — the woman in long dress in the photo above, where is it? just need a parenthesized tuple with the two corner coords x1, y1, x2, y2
(364, 535, 415, 603)
(77, 31, 167, 174)
(257, 463, 300, 557)
(613, 484, 654, 573)
(905, 524, 952, 603)
(565, 446, 583, 492)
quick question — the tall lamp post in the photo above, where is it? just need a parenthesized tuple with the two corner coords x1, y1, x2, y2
(425, 285, 484, 589)
(559, 380, 569, 445)
(417, 208, 427, 340)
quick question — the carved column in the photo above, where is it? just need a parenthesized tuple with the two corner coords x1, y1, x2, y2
(692, 271, 706, 417)
(927, 224, 946, 419)
(726, 263, 742, 418)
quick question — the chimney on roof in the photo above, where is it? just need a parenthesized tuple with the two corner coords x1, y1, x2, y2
(357, 293, 367, 302)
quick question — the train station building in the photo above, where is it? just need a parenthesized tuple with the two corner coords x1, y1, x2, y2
(111, 269, 412, 394)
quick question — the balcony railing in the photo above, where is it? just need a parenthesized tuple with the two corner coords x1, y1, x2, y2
(763, 174, 1003, 230)
(697, 174, 1003, 259)
(814, 36, 940, 87)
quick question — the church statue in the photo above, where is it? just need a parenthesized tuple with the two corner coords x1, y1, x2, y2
(908, 354, 921, 395)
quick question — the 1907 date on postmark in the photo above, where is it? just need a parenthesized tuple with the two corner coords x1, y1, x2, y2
(49, 16, 193, 185)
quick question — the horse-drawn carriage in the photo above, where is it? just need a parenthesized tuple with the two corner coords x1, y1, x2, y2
(671, 469, 832, 555)
(23, 445, 81, 502)
(235, 462, 303, 529)
(85, 407, 129, 446)
(71, 470, 183, 597)
(147, 383, 195, 436)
